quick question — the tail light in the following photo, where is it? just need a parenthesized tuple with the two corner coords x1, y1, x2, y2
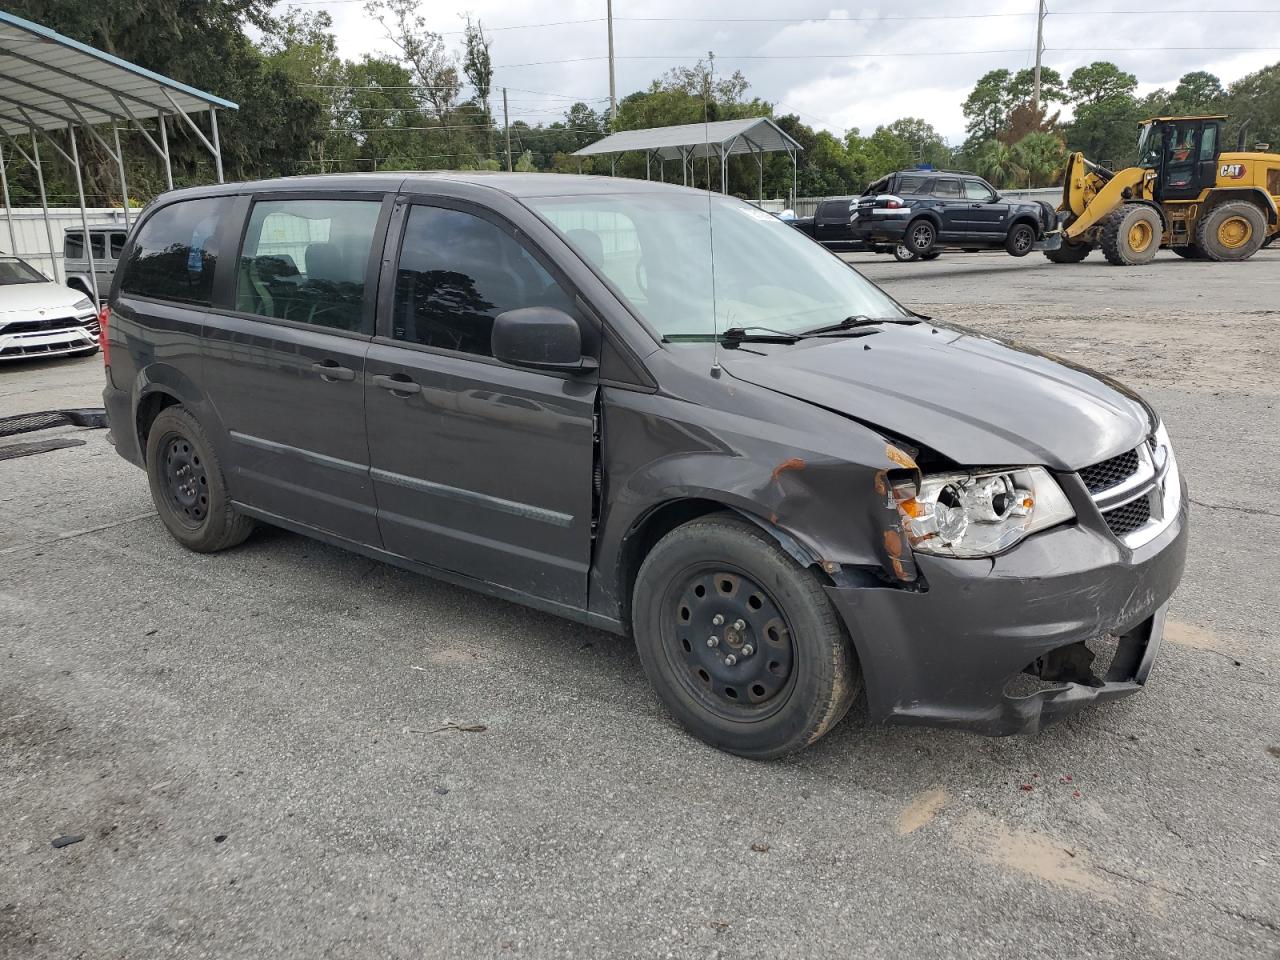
(98, 304, 110, 365)
(884, 197, 904, 209)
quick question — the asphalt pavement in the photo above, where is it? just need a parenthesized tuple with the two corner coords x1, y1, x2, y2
(1, 249, 1277, 959)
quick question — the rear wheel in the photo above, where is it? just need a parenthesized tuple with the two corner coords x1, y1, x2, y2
(632, 515, 860, 759)
(920, 251, 942, 261)
(1197, 200, 1267, 261)
(1101, 203, 1162, 265)
(145, 406, 255, 553)
(1005, 222, 1037, 257)
(904, 218, 937, 256)
(1044, 240, 1093, 263)
(1171, 243, 1205, 260)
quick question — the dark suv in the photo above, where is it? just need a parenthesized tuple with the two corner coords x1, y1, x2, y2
(102, 173, 1187, 758)
(853, 170, 1055, 260)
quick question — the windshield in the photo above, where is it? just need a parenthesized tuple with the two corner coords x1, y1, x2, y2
(1137, 122, 1162, 168)
(0, 258, 48, 285)
(525, 191, 909, 338)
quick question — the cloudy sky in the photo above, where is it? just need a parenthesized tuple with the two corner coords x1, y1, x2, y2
(301, 0, 1280, 142)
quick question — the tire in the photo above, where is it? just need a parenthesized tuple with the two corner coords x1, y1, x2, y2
(1196, 199, 1268, 262)
(921, 251, 942, 261)
(1264, 232, 1276, 249)
(1171, 244, 1205, 260)
(904, 218, 937, 256)
(631, 514, 861, 759)
(1100, 203, 1162, 265)
(893, 244, 918, 262)
(1044, 240, 1092, 263)
(145, 406, 254, 553)
(1005, 221, 1037, 257)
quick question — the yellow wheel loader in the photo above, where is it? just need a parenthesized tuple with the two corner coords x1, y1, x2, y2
(1044, 115, 1280, 265)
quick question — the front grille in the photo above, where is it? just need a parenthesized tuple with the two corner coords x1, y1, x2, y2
(1102, 496, 1151, 537)
(0, 316, 82, 334)
(1079, 448, 1140, 494)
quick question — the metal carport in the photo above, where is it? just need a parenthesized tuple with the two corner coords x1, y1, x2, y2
(571, 117, 803, 207)
(0, 10, 237, 299)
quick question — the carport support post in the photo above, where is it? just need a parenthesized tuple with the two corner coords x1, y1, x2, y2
(112, 123, 130, 228)
(158, 111, 173, 190)
(0, 138, 15, 257)
(28, 126, 58, 283)
(66, 122, 99, 303)
(209, 107, 223, 183)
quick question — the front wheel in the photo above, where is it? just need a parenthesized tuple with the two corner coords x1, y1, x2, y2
(632, 515, 860, 759)
(145, 406, 255, 553)
(893, 243, 918, 262)
(1005, 222, 1037, 257)
(1100, 203, 1162, 265)
(1044, 240, 1092, 263)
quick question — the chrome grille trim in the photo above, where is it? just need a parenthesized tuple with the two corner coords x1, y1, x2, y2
(1083, 435, 1180, 549)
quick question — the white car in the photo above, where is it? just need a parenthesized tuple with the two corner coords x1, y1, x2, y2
(0, 256, 101, 361)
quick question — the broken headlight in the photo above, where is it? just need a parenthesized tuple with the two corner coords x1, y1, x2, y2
(890, 467, 1074, 558)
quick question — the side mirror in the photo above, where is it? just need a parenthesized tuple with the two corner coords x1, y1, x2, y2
(491, 307, 595, 373)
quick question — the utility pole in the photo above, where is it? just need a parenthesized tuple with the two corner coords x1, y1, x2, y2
(607, 0, 617, 121)
(503, 86, 512, 172)
(1032, 0, 1047, 114)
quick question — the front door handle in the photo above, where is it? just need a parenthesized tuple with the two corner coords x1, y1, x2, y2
(372, 373, 422, 396)
(312, 360, 356, 382)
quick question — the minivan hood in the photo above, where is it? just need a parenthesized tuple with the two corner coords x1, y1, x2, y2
(0, 282, 90, 315)
(719, 322, 1152, 470)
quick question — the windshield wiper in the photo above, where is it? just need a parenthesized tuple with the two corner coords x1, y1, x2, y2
(800, 315, 920, 336)
(664, 325, 801, 344)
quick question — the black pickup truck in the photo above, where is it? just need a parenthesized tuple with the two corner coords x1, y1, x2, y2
(783, 198, 871, 249)
(852, 170, 1056, 260)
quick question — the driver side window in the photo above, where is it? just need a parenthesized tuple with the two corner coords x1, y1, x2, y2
(963, 180, 997, 202)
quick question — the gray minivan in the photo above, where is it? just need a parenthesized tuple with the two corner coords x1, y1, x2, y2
(101, 173, 1187, 758)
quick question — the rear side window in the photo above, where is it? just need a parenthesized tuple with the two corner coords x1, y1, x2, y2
(65, 233, 82, 259)
(896, 175, 928, 194)
(110, 233, 126, 259)
(817, 200, 851, 218)
(235, 199, 382, 333)
(392, 205, 574, 357)
(119, 197, 232, 306)
(931, 179, 961, 198)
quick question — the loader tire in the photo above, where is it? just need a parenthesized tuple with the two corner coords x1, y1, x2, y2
(1044, 241, 1092, 264)
(1197, 200, 1267, 261)
(1101, 204, 1161, 265)
(1171, 244, 1205, 259)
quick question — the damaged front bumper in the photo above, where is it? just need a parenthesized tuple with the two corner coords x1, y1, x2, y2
(826, 486, 1189, 736)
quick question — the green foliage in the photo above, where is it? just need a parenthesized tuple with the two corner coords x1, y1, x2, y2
(963, 67, 1065, 143)
(1066, 62, 1138, 106)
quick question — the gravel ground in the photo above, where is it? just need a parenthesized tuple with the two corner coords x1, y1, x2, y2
(1, 248, 1278, 959)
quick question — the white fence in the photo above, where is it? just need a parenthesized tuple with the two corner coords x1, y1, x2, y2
(0, 207, 130, 283)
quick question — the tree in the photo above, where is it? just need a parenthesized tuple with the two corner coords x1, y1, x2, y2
(1011, 131, 1067, 187)
(1169, 71, 1225, 114)
(366, 0, 460, 125)
(1067, 62, 1138, 105)
(1220, 61, 1280, 149)
(963, 67, 1065, 143)
(974, 139, 1020, 188)
(462, 17, 493, 155)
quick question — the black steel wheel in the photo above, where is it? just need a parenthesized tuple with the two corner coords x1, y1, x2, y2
(663, 565, 797, 721)
(145, 405, 254, 553)
(160, 433, 210, 527)
(632, 514, 860, 759)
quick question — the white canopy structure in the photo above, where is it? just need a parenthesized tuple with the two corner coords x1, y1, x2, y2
(572, 117, 803, 205)
(0, 11, 237, 298)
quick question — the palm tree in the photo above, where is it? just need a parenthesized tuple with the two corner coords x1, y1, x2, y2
(974, 139, 1021, 189)
(1011, 132, 1068, 187)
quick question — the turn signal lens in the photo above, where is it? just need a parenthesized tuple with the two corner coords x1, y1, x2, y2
(98, 304, 110, 365)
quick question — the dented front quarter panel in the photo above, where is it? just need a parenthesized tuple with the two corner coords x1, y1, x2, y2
(590, 345, 920, 622)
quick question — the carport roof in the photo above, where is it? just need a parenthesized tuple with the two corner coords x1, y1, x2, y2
(572, 116, 802, 161)
(0, 10, 237, 137)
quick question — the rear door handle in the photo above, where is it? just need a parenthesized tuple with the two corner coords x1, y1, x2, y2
(312, 360, 356, 382)
(372, 373, 422, 396)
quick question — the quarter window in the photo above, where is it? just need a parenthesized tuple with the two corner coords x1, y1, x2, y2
(392, 205, 574, 357)
(119, 197, 232, 306)
(236, 199, 382, 332)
